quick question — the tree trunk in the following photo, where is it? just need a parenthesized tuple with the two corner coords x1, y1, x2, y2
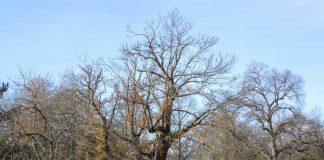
(154, 136, 170, 160)
(270, 136, 278, 160)
(103, 131, 111, 159)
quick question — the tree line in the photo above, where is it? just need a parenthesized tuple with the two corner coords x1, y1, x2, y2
(0, 10, 323, 160)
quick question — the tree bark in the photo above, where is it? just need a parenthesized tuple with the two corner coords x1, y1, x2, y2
(154, 135, 170, 160)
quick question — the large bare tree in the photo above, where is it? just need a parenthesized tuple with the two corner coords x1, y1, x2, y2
(114, 9, 236, 159)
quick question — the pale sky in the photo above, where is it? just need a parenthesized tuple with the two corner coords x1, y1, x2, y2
(0, 0, 323, 114)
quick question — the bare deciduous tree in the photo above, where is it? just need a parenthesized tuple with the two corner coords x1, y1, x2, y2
(114, 9, 236, 160)
(239, 62, 304, 160)
(66, 58, 118, 159)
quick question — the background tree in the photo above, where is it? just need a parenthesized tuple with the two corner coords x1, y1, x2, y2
(0, 71, 78, 159)
(65, 58, 119, 160)
(238, 62, 305, 160)
(190, 107, 266, 160)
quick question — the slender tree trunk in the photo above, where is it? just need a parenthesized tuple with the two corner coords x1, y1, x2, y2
(103, 130, 110, 159)
(270, 136, 277, 160)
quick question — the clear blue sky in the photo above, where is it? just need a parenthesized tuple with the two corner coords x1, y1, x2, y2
(1, 0, 323, 113)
